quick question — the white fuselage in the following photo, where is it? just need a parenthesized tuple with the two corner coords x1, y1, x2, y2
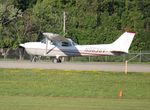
(23, 42, 115, 57)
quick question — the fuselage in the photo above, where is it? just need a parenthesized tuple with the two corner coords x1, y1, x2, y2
(21, 42, 117, 57)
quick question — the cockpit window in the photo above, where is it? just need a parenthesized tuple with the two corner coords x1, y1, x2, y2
(66, 38, 77, 46)
(61, 42, 71, 46)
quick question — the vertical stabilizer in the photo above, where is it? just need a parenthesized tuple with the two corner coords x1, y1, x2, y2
(112, 32, 135, 53)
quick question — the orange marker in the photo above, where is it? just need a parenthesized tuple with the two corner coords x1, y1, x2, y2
(119, 90, 123, 97)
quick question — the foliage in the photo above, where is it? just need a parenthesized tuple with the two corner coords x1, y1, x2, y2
(13, 0, 37, 12)
(0, 0, 149, 51)
(0, 1, 39, 49)
(0, 2, 19, 48)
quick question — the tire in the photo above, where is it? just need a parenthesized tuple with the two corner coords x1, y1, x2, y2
(53, 58, 62, 63)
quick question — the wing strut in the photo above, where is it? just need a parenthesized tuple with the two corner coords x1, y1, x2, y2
(45, 37, 48, 55)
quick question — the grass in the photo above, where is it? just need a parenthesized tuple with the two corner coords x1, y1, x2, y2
(0, 69, 150, 98)
(0, 96, 150, 110)
(0, 69, 150, 110)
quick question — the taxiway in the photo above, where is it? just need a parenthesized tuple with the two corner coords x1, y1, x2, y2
(0, 61, 150, 72)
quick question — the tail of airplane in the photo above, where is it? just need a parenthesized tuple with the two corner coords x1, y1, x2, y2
(111, 32, 135, 53)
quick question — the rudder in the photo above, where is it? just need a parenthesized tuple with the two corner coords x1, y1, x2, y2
(112, 32, 135, 53)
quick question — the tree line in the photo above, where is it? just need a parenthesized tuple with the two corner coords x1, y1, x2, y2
(0, 0, 149, 57)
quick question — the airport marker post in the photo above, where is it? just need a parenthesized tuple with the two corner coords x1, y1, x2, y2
(125, 60, 128, 74)
(125, 53, 140, 74)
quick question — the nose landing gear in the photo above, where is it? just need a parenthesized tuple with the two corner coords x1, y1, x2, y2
(30, 55, 41, 62)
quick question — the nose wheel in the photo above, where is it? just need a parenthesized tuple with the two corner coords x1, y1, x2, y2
(30, 55, 41, 62)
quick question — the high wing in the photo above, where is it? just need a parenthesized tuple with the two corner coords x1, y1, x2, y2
(43, 32, 70, 43)
(43, 32, 77, 47)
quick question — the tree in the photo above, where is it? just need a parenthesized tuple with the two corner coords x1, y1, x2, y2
(14, 0, 37, 12)
(0, 1, 40, 59)
(0, 2, 19, 58)
(0, 0, 149, 60)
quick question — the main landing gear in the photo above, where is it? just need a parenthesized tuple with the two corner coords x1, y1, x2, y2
(30, 55, 63, 63)
(53, 58, 62, 63)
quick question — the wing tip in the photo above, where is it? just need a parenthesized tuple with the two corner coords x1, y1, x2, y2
(126, 31, 136, 35)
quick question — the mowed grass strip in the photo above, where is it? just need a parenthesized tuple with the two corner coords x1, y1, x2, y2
(0, 69, 150, 99)
(0, 96, 150, 110)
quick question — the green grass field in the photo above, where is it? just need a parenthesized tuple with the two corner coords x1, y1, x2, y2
(0, 69, 150, 110)
(0, 96, 150, 110)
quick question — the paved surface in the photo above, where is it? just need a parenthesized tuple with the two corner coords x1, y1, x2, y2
(0, 61, 150, 72)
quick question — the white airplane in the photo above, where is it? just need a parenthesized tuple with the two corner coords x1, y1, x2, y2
(20, 32, 135, 63)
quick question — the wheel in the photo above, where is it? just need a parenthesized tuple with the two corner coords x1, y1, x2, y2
(57, 58, 62, 63)
(53, 58, 62, 63)
(53, 58, 58, 63)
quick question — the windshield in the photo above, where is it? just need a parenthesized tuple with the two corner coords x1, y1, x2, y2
(67, 38, 77, 46)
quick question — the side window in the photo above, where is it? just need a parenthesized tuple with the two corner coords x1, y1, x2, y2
(61, 42, 72, 47)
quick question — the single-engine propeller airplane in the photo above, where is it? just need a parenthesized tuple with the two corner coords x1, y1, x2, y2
(20, 32, 135, 63)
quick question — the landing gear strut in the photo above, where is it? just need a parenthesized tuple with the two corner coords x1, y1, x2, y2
(30, 55, 41, 62)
